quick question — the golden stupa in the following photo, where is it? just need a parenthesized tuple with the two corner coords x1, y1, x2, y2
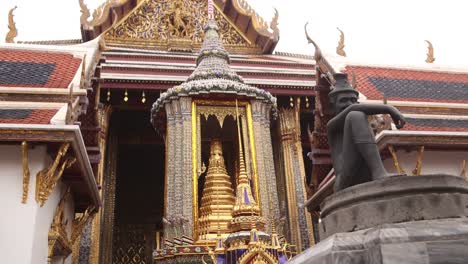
(198, 139, 236, 240)
(230, 106, 265, 233)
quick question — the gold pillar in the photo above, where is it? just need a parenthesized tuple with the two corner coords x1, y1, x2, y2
(191, 101, 198, 239)
(88, 105, 112, 264)
(278, 105, 314, 252)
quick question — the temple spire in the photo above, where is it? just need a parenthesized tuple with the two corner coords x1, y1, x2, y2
(229, 100, 265, 233)
(208, 0, 214, 20)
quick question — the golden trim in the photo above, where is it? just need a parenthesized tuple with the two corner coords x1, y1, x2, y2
(294, 100, 315, 247)
(36, 142, 76, 206)
(194, 99, 248, 106)
(246, 103, 260, 207)
(21, 141, 30, 204)
(71, 207, 94, 244)
(231, 0, 272, 38)
(213, 3, 252, 45)
(48, 189, 72, 263)
(100, 133, 118, 263)
(192, 101, 198, 240)
(100, 0, 147, 37)
(164, 116, 169, 217)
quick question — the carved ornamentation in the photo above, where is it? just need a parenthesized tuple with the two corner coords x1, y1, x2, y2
(105, 0, 250, 49)
(48, 190, 72, 263)
(21, 141, 30, 204)
(71, 207, 94, 244)
(232, 0, 277, 38)
(237, 245, 279, 264)
(336, 27, 346, 57)
(425, 40, 435, 63)
(304, 22, 336, 84)
(5, 6, 18, 43)
(277, 107, 314, 251)
(79, 0, 90, 26)
(388, 145, 406, 175)
(164, 0, 194, 38)
(368, 114, 392, 135)
(36, 142, 76, 206)
(89, 0, 125, 27)
(270, 8, 280, 39)
(198, 105, 246, 128)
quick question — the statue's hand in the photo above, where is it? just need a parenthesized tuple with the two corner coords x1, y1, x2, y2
(391, 112, 406, 129)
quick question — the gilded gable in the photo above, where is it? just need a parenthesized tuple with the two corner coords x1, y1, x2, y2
(104, 0, 258, 53)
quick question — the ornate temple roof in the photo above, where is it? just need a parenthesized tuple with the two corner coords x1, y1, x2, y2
(0, 49, 82, 89)
(80, 0, 279, 54)
(150, 19, 277, 118)
(402, 117, 468, 132)
(0, 109, 59, 125)
(0, 43, 101, 211)
(345, 65, 468, 104)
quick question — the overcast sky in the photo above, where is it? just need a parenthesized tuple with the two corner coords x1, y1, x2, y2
(1, 0, 467, 67)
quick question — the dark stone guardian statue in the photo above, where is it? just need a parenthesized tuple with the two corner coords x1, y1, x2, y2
(327, 73, 406, 191)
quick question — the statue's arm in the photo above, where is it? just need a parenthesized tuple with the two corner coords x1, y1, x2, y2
(327, 104, 405, 132)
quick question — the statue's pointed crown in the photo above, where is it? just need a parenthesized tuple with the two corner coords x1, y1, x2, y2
(328, 73, 359, 98)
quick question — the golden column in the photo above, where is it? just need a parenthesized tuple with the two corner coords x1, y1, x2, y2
(278, 105, 314, 251)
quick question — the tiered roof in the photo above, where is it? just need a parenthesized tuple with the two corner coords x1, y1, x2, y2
(346, 65, 468, 103)
(0, 43, 100, 210)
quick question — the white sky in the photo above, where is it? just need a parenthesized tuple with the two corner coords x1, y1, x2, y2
(1, 0, 467, 67)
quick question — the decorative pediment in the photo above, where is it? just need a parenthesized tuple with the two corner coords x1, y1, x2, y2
(101, 0, 266, 53)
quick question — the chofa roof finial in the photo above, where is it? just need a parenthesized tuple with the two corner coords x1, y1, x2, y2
(336, 27, 346, 57)
(425, 40, 435, 63)
(5, 6, 18, 43)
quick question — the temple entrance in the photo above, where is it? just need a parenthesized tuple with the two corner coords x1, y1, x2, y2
(109, 109, 165, 264)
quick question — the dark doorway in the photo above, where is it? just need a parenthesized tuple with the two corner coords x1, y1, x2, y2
(110, 110, 165, 264)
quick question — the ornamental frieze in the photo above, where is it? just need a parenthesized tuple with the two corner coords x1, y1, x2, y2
(105, 0, 250, 49)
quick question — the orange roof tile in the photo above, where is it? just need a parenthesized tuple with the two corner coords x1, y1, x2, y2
(0, 49, 81, 88)
(346, 66, 468, 103)
(0, 109, 58, 124)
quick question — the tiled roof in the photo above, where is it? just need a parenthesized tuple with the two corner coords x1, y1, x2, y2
(0, 49, 82, 88)
(0, 109, 58, 124)
(346, 66, 468, 103)
(402, 117, 468, 132)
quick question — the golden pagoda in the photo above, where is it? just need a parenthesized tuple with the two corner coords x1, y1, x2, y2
(198, 139, 236, 241)
(230, 102, 265, 233)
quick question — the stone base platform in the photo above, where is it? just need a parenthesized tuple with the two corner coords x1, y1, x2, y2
(290, 175, 468, 263)
(320, 174, 468, 239)
(289, 218, 468, 264)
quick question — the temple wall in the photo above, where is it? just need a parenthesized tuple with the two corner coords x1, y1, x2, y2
(0, 144, 74, 264)
(383, 150, 467, 176)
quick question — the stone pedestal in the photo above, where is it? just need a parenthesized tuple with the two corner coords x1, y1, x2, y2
(290, 175, 468, 264)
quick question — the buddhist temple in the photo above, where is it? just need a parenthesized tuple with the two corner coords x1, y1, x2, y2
(1, 0, 468, 263)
